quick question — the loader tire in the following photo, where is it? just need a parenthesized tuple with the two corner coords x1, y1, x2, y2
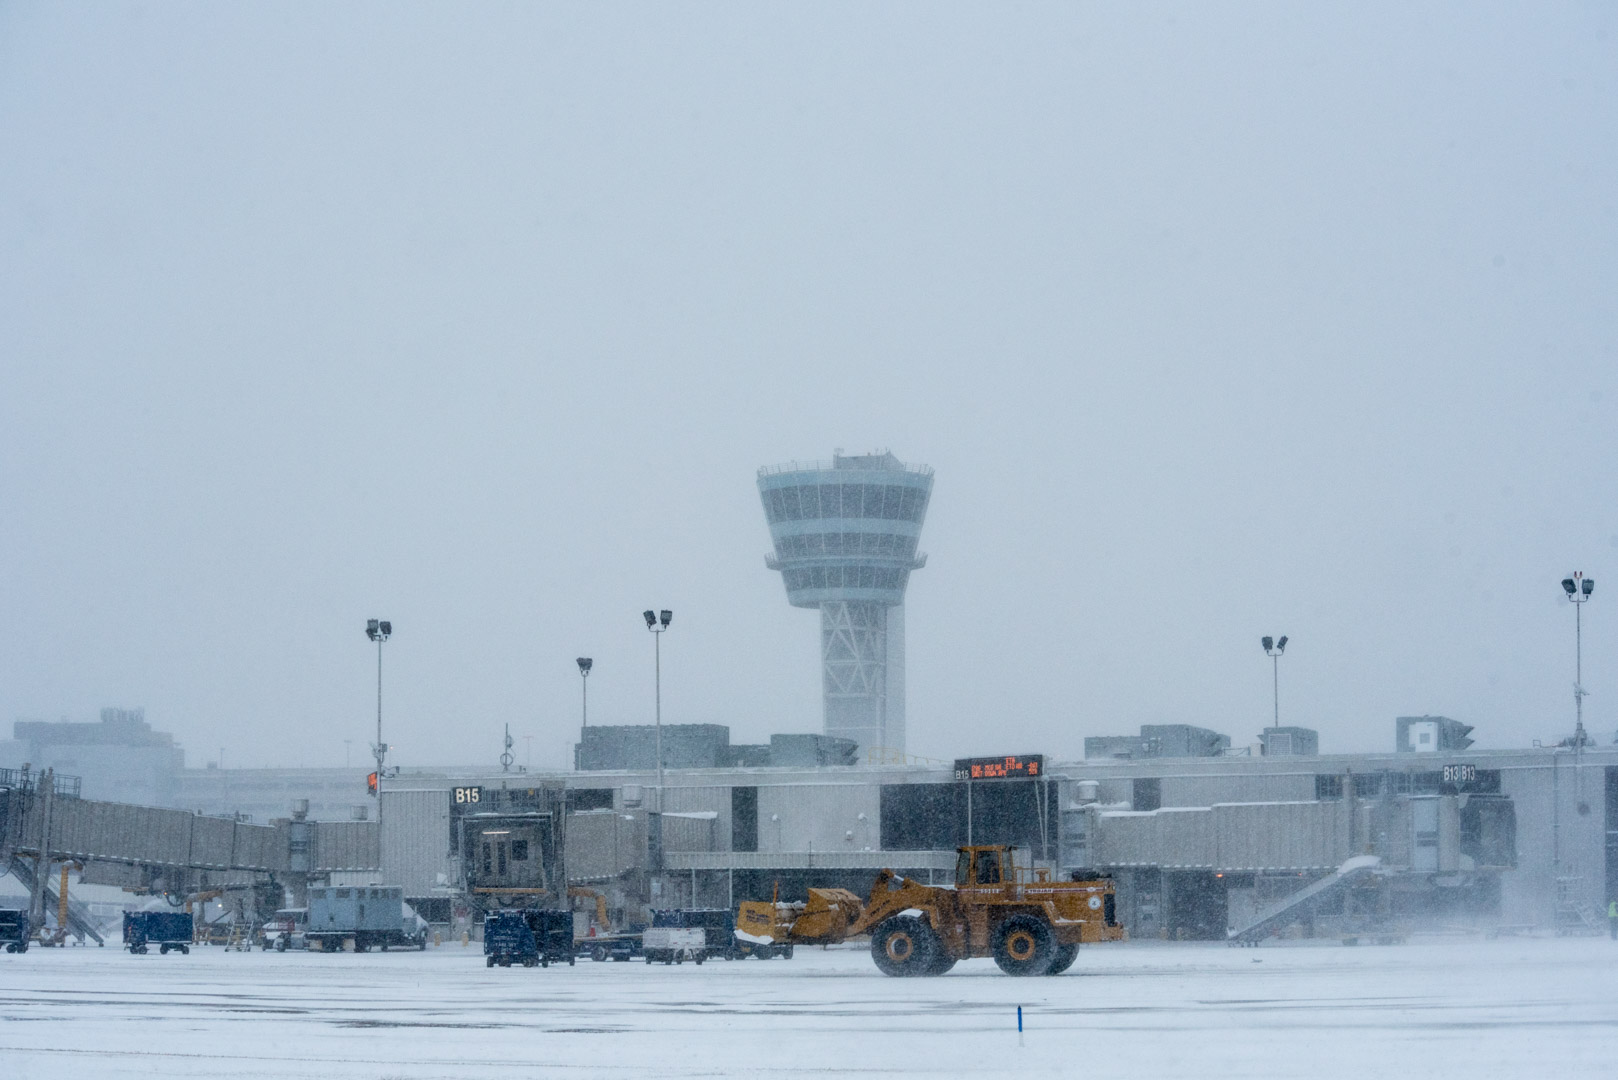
(871, 916, 939, 977)
(993, 916, 1055, 976)
(1046, 942, 1078, 975)
(926, 950, 957, 976)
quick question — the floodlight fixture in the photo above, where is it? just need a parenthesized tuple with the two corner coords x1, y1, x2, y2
(1562, 571, 1595, 748)
(365, 617, 393, 809)
(577, 657, 593, 729)
(644, 607, 673, 794)
(1262, 633, 1288, 729)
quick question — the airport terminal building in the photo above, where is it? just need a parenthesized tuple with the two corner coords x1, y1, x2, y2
(359, 720, 1615, 941)
(4, 711, 1615, 942)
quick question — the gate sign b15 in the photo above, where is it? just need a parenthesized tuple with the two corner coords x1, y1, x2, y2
(954, 755, 1044, 781)
(453, 786, 483, 805)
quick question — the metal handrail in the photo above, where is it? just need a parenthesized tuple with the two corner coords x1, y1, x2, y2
(758, 460, 934, 478)
(0, 768, 82, 798)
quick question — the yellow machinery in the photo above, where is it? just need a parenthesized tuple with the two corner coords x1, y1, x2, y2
(567, 887, 609, 932)
(842, 845, 1125, 976)
(734, 886, 864, 958)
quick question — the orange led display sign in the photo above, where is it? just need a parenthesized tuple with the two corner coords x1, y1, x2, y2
(953, 754, 1044, 781)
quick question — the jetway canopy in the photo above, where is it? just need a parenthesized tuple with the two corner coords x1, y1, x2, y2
(1, 781, 378, 876)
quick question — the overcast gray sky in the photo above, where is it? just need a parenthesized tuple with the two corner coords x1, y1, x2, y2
(2, 2, 1615, 772)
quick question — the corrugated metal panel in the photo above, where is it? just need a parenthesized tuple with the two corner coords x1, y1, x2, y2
(189, 815, 238, 869)
(566, 810, 646, 881)
(1162, 773, 1315, 808)
(18, 797, 286, 871)
(1093, 808, 1215, 868)
(232, 820, 281, 871)
(1212, 801, 1349, 871)
(380, 789, 454, 894)
(665, 849, 957, 871)
(659, 812, 718, 853)
(1094, 801, 1351, 872)
(312, 820, 380, 871)
(659, 786, 730, 845)
(756, 783, 880, 852)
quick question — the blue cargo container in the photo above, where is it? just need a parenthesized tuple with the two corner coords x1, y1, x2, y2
(484, 910, 575, 969)
(123, 911, 193, 955)
(1, 909, 28, 954)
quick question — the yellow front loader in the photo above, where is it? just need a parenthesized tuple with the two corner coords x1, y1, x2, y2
(845, 846, 1125, 976)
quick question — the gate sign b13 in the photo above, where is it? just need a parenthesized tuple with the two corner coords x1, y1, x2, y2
(954, 755, 1044, 781)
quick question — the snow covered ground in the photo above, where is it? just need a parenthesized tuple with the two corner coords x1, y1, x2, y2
(2, 936, 1614, 1079)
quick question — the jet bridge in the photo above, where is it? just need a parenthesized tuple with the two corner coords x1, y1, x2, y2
(0, 768, 379, 941)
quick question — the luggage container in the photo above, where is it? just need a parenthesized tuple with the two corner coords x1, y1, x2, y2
(123, 911, 193, 955)
(484, 909, 575, 968)
(651, 908, 736, 958)
(642, 926, 705, 965)
(0, 909, 28, 954)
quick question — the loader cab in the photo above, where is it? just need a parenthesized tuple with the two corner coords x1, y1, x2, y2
(955, 846, 1014, 888)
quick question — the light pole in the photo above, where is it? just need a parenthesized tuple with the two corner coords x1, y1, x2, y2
(576, 657, 593, 729)
(1262, 635, 1288, 727)
(366, 619, 392, 798)
(643, 609, 672, 794)
(1560, 572, 1595, 747)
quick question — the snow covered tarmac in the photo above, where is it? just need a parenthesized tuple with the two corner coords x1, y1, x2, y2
(2, 937, 1614, 1079)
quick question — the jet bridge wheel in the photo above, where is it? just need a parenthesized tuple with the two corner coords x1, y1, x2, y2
(871, 916, 940, 977)
(993, 916, 1056, 976)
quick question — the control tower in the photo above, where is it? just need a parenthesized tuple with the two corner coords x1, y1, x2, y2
(757, 451, 934, 760)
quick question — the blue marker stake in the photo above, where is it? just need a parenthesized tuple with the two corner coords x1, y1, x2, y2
(1017, 1006, 1023, 1032)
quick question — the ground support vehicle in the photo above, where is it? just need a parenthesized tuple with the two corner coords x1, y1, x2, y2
(642, 926, 706, 964)
(306, 886, 428, 952)
(652, 908, 740, 959)
(484, 911, 537, 967)
(844, 845, 1125, 977)
(0, 909, 28, 953)
(483, 910, 575, 968)
(578, 932, 642, 962)
(260, 907, 309, 951)
(734, 888, 863, 959)
(123, 911, 193, 955)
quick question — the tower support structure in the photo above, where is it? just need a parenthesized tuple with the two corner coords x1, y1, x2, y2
(758, 451, 933, 760)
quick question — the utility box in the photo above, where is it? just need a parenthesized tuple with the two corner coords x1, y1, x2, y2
(1396, 716, 1473, 753)
(1262, 727, 1319, 756)
(310, 886, 402, 933)
(307, 886, 426, 952)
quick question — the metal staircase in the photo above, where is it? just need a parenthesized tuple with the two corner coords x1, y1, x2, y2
(1227, 855, 1383, 946)
(6, 854, 105, 946)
